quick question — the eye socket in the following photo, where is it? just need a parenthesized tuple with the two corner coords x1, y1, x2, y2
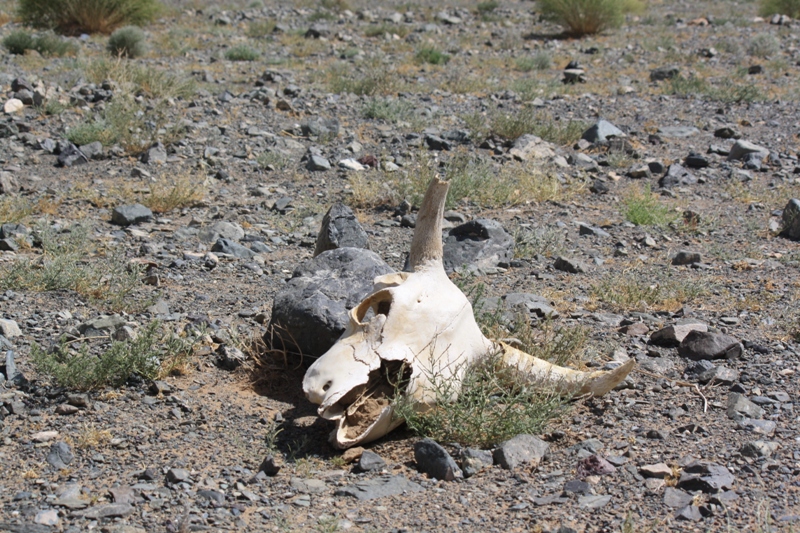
(376, 300, 391, 316)
(322, 381, 332, 392)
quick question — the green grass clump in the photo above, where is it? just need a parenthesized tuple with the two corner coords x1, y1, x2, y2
(416, 46, 451, 65)
(362, 97, 414, 122)
(2, 30, 77, 56)
(246, 19, 276, 38)
(477, 0, 499, 13)
(364, 23, 410, 38)
(538, 0, 642, 36)
(324, 62, 397, 96)
(624, 186, 677, 226)
(395, 352, 568, 448)
(515, 53, 552, 71)
(17, 0, 161, 35)
(32, 321, 194, 390)
(747, 33, 781, 58)
(85, 58, 196, 99)
(0, 223, 147, 311)
(225, 45, 259, 61)
(590, 272, 708, 311)
(107, 25, 146, 57)
(489, 107, 587, 144)
(759, 0, 800, 17)
(666, 75, 762, 104)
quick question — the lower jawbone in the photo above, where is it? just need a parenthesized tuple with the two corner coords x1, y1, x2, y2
(320, 361, 410, 449)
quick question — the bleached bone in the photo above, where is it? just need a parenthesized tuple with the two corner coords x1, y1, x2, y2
(303, 178, 634, 449)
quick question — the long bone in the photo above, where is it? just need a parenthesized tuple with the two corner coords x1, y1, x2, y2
(303, 178, 635, 449)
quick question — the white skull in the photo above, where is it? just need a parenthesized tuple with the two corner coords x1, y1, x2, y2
(303, 178, 634, 449)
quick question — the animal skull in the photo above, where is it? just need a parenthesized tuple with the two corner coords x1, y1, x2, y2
(303, 178, 635, 449)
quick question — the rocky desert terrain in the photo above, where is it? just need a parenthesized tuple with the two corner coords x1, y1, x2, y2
(0, 0, 800, 531)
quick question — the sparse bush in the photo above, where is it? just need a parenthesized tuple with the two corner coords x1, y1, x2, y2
(364, 23, 410, 38)
(225, 45, 259, 61)
(490, 106, 587, 144)
(747, 33, 781, 58)
(590, 272, 708, 311)
(107, 25, 146, 57)
(515, 52, 552, 71)
(2, 30, 77, 56)
(666, 75, 762, 104)
(143, 175, 205, 213)
(257, 150, 290, 170)
(324, 62, 396, 96)
(247, 19, 276, 38)
(477, 1, 499, 14)
(759, 0, 800, 17)
(537, 0, 641, 36)
(17, 0, 161, 35)
(31, 321, 194, 390)
(624, 185, 676, 226)
(514, 226, 566, 259)
(85, 58, 196, 99)
(394, 351, 568, 448)
(362, 97, 414, 122)
(416, 46, 451, 65)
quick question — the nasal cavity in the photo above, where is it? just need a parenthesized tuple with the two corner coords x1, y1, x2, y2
(322, 381, 332, 392)
(377, 300, 391, 316)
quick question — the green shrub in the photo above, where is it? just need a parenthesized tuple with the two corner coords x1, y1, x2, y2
(624, 185, 676, 226)
(324, 62, 396, 96)
(759, 0, 800, 17)
(362, 97, 414, 122)
(246, 19, 276, 38)
(225, 45, 259, 61)
(416, 46, 451, 65)
(477, 0, 499, 13)
(17, 0, 161, 35)
(2, 30, 77, 56)
(747, 33, 780, 58)
(31, 321, 194, 390)
(364, 23, 410, 38)
(591, 272, 708, 311)
(537, 0, 641, 36)
(515, 52, 552, 71)
(2, 30, 35, 54)
(107, 25, 146, 57)
(489, 106, 587, 144)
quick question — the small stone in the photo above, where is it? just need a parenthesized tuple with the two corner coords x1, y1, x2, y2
(211, 238, 255, 259)
(564, 479, 591, 495)
(675, 505, 703, 521)
(357, 450, 386, 472)
(684, 153, 709, 168)
(578, 495, 612, 509)
(696, 366, 738, 385)
(341, 447, 364, 464)
(714, 126, 741, 139)
(32, 430, 59, 442)
(259, 455, 281, 476)
(314, 203, 369, 257)
(554, 256, 588, 274)
(781, 199, 800, 240)
(493, 434, 549, 470)
(166, 468, 191, 483)
(650, 322, 708, 346)
(47, 441, 74, 469)
(650, 66, 680, 81)
(460, 448, 493, 478)
(664, 487, 694, 508)
(679, 330, 743, 360)
(672, 250, 702, 265)
(149, 380, 171, 395)
(640, 463, 673, 478)
(141, 142, 167, 164)
(35, 509, 59, 526)
(414, 438, 462, 481)
(578, 223, 611, 238)
(677, 461, 735, 493)
(55, 404, 79, 415)
(338, 158, 365, 171)
(335, 475, 423, 500)
(581, 120, 624, 144)
(740, 440, 779, 458)
(307, 155, 331, 171)
(0, 319, 21, 337)
(727, 393, 765, 420)
(727, 140, 769, 162)
(619, 323, 648, 336)
(4, 98, 24, 114)
(111, 204, 153, 226)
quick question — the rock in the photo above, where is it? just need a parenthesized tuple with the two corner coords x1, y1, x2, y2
(301, 117, 339, 137)
(425, 134, 451, 151)
(727, 393, 765, 420)
(578, 223, 610, 238)
(638, 357, 674, 375)
(338, 158, 365, 171)
(0, 172, 20, 194)
(314, 203, 369, 257)
(259, 455, 281, 476)
(677, 461, 735, 493)
(619, 322, 648, 336)
(578, 495, 612, 509)
(564, 479, 591, 495)
(0, 319, 21, 338)
(335, 475, 423, 500)
(781, 199, 800, 240)
(678, 330, 743, 360)
(714, 126, 741, 139)
(508, 134, 556, 161)
(740, 440, 778, 458)
(198, 221, 245, 243)
(111, 204, 153, 226)
(581, 120, 624, 144)
(3, 98, 24, 114)
(684, 153, 709, 169)
(211, 238, 256, 259)
(268, 248, 393, 357)
(576, 454, 616, 477)
(672, 250, 702, 265)
(553, 256, 589, 274)
(356, 450, 386, 472)
(307, 154, 331, 171)
(34, 510, 59, 526)
(214, 344, 247, 370)
(650, 66, 680, 81)
(650, 322, 708, 346)
(166, 468, 191, 483)
(493, 434, 549, 470)
(56, 142, 88, 167)
(78, 315, 126, 336)
(460, 448, 493, 477)
(664, 487, 694, 508)
(675, 505, 703, 521)
(442, 219, 514, 274)
(727, 140, 769, 162)
(696, 365, 738, 385)
(79, 141, 104, 160)
(737, 418, 776, 435)
(290, 477, 326, 494)
(47, 441, 74, 469)
(659, 163, 696, 188)
(414, 438, 462, 481)
(141, 142, 167, 164)
(658, 126, 700, 138)
(74, 503, 135, 518)
(562, 68, 586, 83)
(640, 463, 673, 478)
(496, 293, 559, 320)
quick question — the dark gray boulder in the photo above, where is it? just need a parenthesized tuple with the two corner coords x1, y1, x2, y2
(678, 330, 743, 360)
(267, 248, 393, 358)
(313, 203, 369, 257)
(414, 438, 462, 481)
(581, 120, 624, 144)
(111, 204, 153, 226)
(659, 163, 696, 188)
(443, 219, 514, 274)
(211, 238, 256, 259)
(781, 198, 800, 240)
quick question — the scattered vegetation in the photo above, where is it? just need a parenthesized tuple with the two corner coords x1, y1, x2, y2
(0, 196, 35, 223)
(364, 23, 410, 38)
(590, 272, 709, 311)
(395, 351, 568, 448)
(0, 223, 150, 312)
(477, 1, 499, 14)
(257, 150, 290, 170)
(31, 321, 195, 391)
(323, 61, 397, 96)
(362, 97, 415, 122)
(143, 174, 205, 213)
(514, 226, 566, 259)
(246, 19, 276, 38)
(747, 33, 781, 58)
(17, 0, 161, 35)
(515, 53, 552, 71)
(107, 25, 146, 58)
(2, 30, 78, 56)
(224, 45, 259, 61)
(415, 46, 451, 65)
(759, 0, 800, 17)
(85, 58, 196, 99)
(624, 185, 677, 226)
(666, 75, 763, 104)
(486, 107, 587, 145)
(538, 0, 642, 36)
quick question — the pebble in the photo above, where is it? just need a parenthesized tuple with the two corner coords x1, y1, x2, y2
(414, 438, 462, 481)
(111, 204, 154, 226)
(493, 434, 549, 470)
(356, 450, 386, 472)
